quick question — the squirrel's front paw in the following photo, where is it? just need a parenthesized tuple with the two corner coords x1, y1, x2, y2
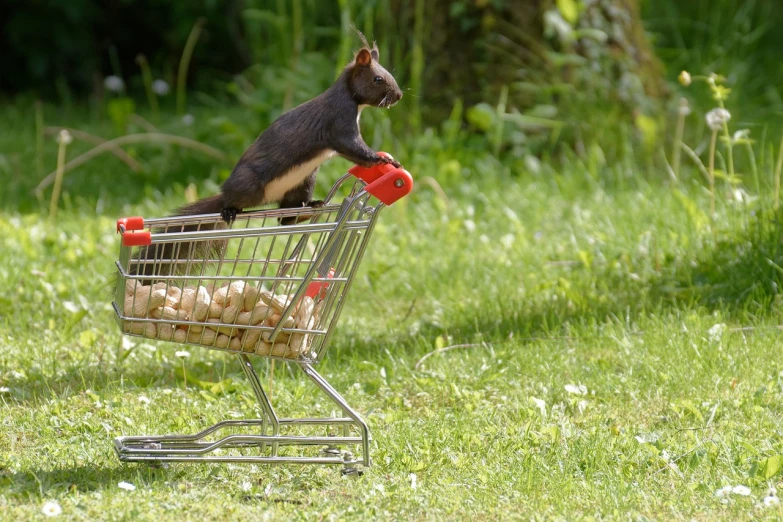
(377, 155, 402, 169)
(220, 207, 239, 224)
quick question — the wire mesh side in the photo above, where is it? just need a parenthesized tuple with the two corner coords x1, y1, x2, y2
(114, 191, 379, 363)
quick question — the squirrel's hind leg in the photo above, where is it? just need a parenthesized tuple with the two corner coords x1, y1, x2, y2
(278, 169, 321, 225)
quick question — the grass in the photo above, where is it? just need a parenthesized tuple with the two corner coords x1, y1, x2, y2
(2, 98, 783, 520)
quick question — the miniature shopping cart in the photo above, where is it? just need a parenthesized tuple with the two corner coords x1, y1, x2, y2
(112, 154, 412, 474)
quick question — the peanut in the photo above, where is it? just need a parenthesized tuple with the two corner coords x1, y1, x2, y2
(123, 320, 157, 338)
(173, 328, 187, 343)
(211, 285, 229, 305)
(124, 286, 166, 317)
(205, 318, 242, 337)
(150, 306, 186, 321)
(295, 296, 315, 329)
(215, 334, 231, 349)
(208, 300, 223, 319)
(157, 323, 176, 341)
(229, 336, 242, 351)
(187, 328, 217, 346)
(242, 285, 260, 311)
(255, 340, 272, 356)
(221, 305, 240, 323)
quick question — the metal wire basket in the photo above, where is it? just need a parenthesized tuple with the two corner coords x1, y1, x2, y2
(111, 156, 413, 472)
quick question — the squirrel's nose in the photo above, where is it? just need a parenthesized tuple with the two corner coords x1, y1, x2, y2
(396, 91, 403, 101)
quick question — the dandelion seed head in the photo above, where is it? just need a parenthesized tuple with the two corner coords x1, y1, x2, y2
(764, 495, 780, 507)
(56, 130, 72, 145)
(678, 71, 692, 87)
(182, 114, 195, 126)
(175, 350, 190, 358)
(104, 75, 125, 93)
(732, 485, 751, 496)
(706, 108, 731, 132)
(151, 79, 170, 96)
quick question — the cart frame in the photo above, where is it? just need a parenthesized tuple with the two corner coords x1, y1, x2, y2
(111, 156, 412, 473)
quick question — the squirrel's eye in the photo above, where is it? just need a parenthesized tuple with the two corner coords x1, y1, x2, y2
(374, 76, 383, 84)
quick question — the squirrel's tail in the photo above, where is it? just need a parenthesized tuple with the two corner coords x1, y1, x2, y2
(174, 193, 225, 217)
(130, 194, 228, 281)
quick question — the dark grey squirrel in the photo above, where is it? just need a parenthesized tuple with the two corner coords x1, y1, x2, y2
(177, 35, 402, 225)
(130, 35, 403, 279)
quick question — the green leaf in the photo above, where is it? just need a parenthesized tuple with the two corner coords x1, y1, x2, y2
(757, 455, 783, 479)
(466, 103, 495, 133)
(557, 0, 580, 25)
(107, 97, 136, 134)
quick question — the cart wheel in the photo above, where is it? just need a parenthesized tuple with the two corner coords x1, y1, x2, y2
(340, 466, 364, 477)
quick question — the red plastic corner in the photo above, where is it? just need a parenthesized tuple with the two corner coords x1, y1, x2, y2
(364, 168, 414, 205)
(348, 152, 397, 183)
(121, 231, 152, 247)
(305, 268, 335, 299)
(116, 216, 144, 233)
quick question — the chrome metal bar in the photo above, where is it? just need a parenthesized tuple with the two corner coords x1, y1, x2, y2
(238, 354, 279, 455)
(299, 363, 371, 467)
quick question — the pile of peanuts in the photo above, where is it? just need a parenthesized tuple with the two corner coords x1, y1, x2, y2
(122, 279, 321, 359)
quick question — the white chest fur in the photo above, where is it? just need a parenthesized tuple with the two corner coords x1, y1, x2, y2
(263, 149, 336, 203)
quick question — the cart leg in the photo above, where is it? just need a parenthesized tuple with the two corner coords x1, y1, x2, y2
(298, 363, 371, 470)
(238, 354, 280, 456)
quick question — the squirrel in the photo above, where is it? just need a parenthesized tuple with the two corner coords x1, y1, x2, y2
(178, 36, 402, 225)
(130, 35, 403, 280)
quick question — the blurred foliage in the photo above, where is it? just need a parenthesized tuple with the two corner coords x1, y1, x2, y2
(642, 0, 783, 122)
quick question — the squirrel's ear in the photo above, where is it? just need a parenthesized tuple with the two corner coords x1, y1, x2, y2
(371, 42, 379, 61)
(355, 48, 372, 67)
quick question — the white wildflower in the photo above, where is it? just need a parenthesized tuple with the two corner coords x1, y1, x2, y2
(118, 481, 136, 491)
(635, 432, 660, 444)
(530, 397, 547, 417)
(104, 75, 125, 93)
(56, 129, 72, 146)
(463, 220, 476, 233)
(182, 114, 195, 126)
(715, 485, 733, 498)
(174, 350, 190, 358)
(501, 234, 515, 249)
(707, 323, 725, 343)
(138, 395, 150, 405)
(151, 79, 170, 96)
(732, 485, 751, 496)
(764, 495, 780, 507)
(543, 9, 573, 42)
(732, 129, 751, 143)
(241, 481, 252, 492)
(705, 108, 731, 132)
(409, 473, 417, 490)
(678, 71, 692, 87)
(41, 501, 62, 517)
(62, 301, 80, 313)
(564, 384, 588, 395)
(122, 337, 134, 350)
(0, 387, 10, 393)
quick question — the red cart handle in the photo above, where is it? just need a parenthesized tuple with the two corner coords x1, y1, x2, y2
(348, 152, 413, 205)
(116, 216, 151, 246)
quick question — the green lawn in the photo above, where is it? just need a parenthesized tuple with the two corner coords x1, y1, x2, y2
(1, 104, 783, 520)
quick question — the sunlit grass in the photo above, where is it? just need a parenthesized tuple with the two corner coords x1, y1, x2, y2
(2, 104, 783, 518)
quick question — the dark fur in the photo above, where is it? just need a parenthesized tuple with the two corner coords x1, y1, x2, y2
(128, 39, 402, 279)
